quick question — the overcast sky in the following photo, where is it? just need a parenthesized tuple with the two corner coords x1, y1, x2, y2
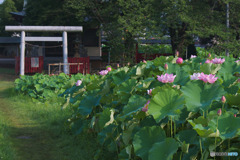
(0, 0, 3, 4)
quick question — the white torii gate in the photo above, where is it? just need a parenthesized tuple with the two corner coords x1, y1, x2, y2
(5, 26, 83, 75)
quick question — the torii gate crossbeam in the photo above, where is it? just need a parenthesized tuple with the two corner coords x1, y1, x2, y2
(5, 26, 83, 76)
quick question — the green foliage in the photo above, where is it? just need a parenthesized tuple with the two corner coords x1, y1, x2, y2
(138, 44, 172, 54)
(15, 55, 240, 159)
(148, 86, 185, 122)
(133, 126, 166, 160)
(0, 0, 18, 36)
(181, 81, 226, 112)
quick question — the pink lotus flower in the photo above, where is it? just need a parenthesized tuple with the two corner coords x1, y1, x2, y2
(147, 88, 154, 95)
(198, 73, 218, 84)
(107, 67, 112, 72)
(190, 55, 197, 58)
(234, 114, 237, 117)
(143, 60, 147, 63)
(142, 100, 150, 112)
(217, 109, 222, 116)
(176, 57, 183, 64)
(235, 60, 240, 63)
(157, 73, 176, 83)
(205, 59, 212, 64)
(221, 96, 226, 104)
(117, 64, 120, 68)
(190, 73, 201, 80)
(99, 70, 108, 75)
(211, 58, 225, 64)
(238, 79, 240, 83)
(76, 80, 82, 86)
(164, 64, 168, 70)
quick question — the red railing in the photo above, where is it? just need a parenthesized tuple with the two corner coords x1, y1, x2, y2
(135, 44, 174, 63)
(68, 57, 90, 74)
(15, 56, 44, 74)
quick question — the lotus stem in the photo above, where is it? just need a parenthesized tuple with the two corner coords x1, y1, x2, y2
(203, 111, 205, 118)
(167, 120, 170, 137)
(180, 151, 182, 160)
(171, 116, 173, 137)
(200, 138, 203, 160)
(228, 139, 230, 160)
(222, 103, 224, 111)
(174, 118, 176, 137)
(214, 116, 219, 160)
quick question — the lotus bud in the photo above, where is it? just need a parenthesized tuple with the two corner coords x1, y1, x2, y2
(238, 79, 240, 83)
(208, 53, 211, 58)
(142, 100, 150, 112)
(217, 108, 222, 116)
(117, 64, 120, 68)
(147, 89, 154, 95)
(175, 50, 179, 57)
(143, 60, 147, 63)
(76, 80, 82, 86)
(234, 114, 237, 117)
(164, 64, 168, 70)
(127, 62, 130, 66)
(221, 96, 226, 104)
(107, 67, 112, 72)
(176, 57, 183, 64)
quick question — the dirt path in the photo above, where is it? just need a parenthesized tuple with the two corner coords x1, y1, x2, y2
(0, 72, 55, 160)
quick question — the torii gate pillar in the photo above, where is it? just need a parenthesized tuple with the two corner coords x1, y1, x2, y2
(63, 31, 68, 74)
(20, 31, 25, 76)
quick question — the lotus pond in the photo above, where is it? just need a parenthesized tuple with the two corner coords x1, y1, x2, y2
(15, 55, 240, 160)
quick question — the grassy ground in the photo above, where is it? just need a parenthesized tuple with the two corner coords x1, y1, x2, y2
(0, 68, 110, 160)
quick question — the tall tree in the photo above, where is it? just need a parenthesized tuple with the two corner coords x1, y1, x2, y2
(0, 0, 18, 36)
(66, 0, 154, 63)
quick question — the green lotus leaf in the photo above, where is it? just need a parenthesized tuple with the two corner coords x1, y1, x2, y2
(99, 108, 115, 130)
(226, 94, 240, 106)
(218, 60, 240, 75)
(100, 79, 112, 96)
(181, 81, 225, 112)
(217, 73, 238, 87)
(218, 112, 240, 140)
(122, 123, 137, 145)
(148, 87, 185, 122)
(175, 129, 199, 144)
(166, 63, 180, 74)
(148, 138, 179, 160)
(200, 63, 221, 74)
(173, 69, 190, 86)
(133, 126, 166, 160)
(188, 120, 215, 138)
(182, 146, 199, 160)
(122, 95, 147, 117)
(78, 95, 101, 116)
(97, 124, 116, 145)
(35, 84, 43, 92)
(70, 118, 87, 135)
(115, 79, 137, 93)
(114, 79, 138, 104)
(139, 116, 157, 127)
(153, 56, 171, 67)
(136, 64, 146, 76)
(112, 70, 130, 85)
